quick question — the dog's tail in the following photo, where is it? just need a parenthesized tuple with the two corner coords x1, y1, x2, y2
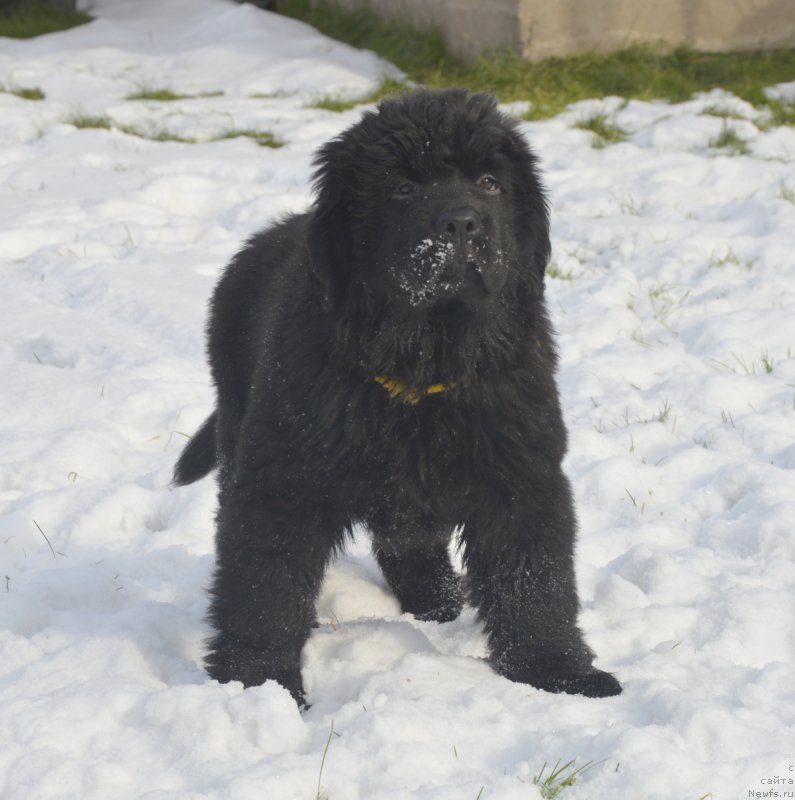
(173, 411, 217, 486)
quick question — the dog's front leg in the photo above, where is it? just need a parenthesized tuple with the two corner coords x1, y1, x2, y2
(368, 504, 463, 623)
(463, 471, 621, 698)
(204, 489, 340, 707)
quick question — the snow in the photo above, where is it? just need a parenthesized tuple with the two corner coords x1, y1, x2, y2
(1, 2, 794, 798)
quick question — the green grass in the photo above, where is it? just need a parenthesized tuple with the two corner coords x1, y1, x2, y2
(707, 350, 780, 375)
(702, 103, 750, 121)
(32, 519, 57, 559)
(65, 112, 198, 142)
(280, 0, 450, 80)
(532, 759, 599, 798)
(546, 263, 577, 281)
(575, 112, 628, 147)
(656, 399, 673, 424)
(278, 0, 795, 122)
(135, 128, 199, 144)
(66, 115, 191, 141)
(67, 113, 112, 130)
(1, 84, 45, 100)
(126, 88, 225, 101)
(646, 282, 690, 325)
(315, 720, 337, 800)
(217, 129, 285, 148)
(707, 246, 754, 269)
(65, 113, 283, 147)
(767, 100, 795, 126)
(760, 350, 775, 374)
(0, 2, 91, 38)
(709, 123, 751, 154)
(308, 76, 408, 111)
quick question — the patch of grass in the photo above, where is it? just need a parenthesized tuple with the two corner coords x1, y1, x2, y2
(779, 184, 795, 204)
(67, 113, 112, 130)
(67, 113, 174, 138)
(278, 0, 795, 123)
(65, 113, 283, 147)
(702, 104, 749, 121)
(632, 399, 674, 426)
(0, 2, 92, 38)
(69, 114, 193, 142)
(707, 246, 755, 269)
(709, 122, 751, 154)
(575, 112, 628, 147)
(1, 84, 45, 100)
(309, 76, 408, 111)
(218, 129, 285, 148)
(134, 128, 199, 144)
(615, 193, 643, 215)
(656, 398, 673, 424)
(760, 349, 775, 374)
(647, 282, 690, 325)
(532, 759, 599, 799)
(280, 0, 450, 80)
(126, 88, 225, 101)
(707, 350, 778, 375)
(311, 95, 358, 113)
(546, 263, 577, 281)
(764, 99, 795, 127)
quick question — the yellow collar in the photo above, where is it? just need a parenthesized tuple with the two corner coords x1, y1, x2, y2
(374, 375, 449, 405)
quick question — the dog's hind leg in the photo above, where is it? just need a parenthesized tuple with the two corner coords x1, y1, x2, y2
(213, 402, 245, 506)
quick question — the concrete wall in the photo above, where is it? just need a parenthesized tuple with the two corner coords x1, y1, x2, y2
(519, 0, 795, 61)
(318, 0, 795, 61)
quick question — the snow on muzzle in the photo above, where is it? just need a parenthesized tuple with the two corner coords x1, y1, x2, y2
(397, 234, 505, 307)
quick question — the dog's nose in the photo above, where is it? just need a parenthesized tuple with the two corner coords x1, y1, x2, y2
(436, 207, 481, 241)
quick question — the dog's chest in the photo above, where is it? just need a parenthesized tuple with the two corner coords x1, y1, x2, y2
(351, 400, 482, 512)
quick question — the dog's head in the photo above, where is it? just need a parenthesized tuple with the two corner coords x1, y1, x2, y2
(308, 89, 550, 317)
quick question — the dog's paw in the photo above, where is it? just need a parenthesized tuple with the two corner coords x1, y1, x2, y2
(497, 658, 622, 698)
(529, 669, 622, 698)
(405, 575, 464, 623)
(414, 597, 464, 623)
(205, 644, 307, 706)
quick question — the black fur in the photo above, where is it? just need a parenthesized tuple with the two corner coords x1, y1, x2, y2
(172, 411, 216, 486)
(175, 89, 621, 705)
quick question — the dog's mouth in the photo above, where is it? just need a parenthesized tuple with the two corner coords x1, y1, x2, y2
(395, 237, 502, 308)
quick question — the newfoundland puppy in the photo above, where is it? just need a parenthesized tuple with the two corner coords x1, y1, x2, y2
(174, 89, 621, 705)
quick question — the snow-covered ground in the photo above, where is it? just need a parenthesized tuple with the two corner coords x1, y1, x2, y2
(1, 2, 794, 798)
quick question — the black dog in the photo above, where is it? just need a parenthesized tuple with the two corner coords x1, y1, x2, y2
(174, 89, 621, 705)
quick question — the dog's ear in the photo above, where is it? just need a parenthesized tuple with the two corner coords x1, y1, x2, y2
(505, 128, 551, 293)
(308, 138, 354, 312)
(463, 93, 551, 292)
(307, 204, 348, 312)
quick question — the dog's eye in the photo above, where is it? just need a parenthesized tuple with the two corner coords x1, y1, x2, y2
(477, 175, 500, 193)
(393, 181, 417, 198)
